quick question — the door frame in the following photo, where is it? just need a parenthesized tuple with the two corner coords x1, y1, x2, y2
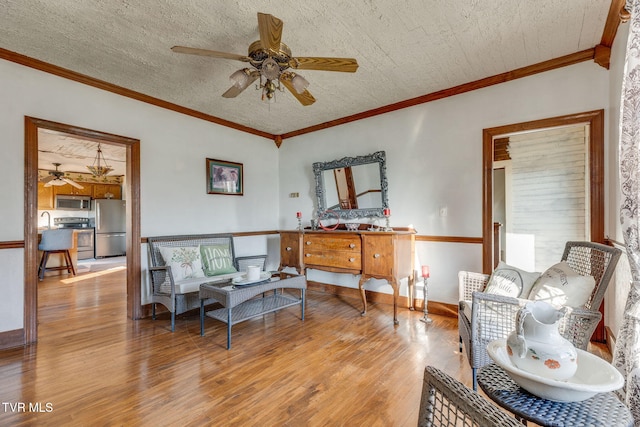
(482, 110, 605, 273)
(24, 117, 141, 344)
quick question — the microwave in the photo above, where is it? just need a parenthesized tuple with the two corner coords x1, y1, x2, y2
(55, 195, 92, 211)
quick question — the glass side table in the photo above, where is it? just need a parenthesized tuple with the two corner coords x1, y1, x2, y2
(477, 363, 633, 427)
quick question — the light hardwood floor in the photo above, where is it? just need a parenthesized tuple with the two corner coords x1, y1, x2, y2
(0, 262, 609, 426)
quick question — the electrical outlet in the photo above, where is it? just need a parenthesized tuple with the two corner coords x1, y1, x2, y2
(289, 192, 299, 198)
(439, 206, 448, 217)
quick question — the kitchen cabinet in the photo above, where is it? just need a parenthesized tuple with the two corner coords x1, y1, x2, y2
(92, 184, 121, 199)
(279, 230, 415, 324)
(37, 182, 54, 210)
(54, 183, 93, 197)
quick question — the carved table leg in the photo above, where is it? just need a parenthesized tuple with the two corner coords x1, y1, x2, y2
(408, 271, 415, 310)
(390, 278, 399, 325)
(358, 275, 368, 316)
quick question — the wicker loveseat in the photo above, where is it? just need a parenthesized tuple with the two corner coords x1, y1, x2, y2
(458, 241, 621, 390)
(147, 233, 267, 331)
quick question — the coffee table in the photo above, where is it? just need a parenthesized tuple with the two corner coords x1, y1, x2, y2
(199, 272, 306, 349)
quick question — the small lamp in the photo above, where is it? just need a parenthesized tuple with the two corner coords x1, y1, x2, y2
(420, 265, 432, 323)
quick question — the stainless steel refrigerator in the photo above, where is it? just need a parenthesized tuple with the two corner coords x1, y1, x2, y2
(93, 199, 126, 258)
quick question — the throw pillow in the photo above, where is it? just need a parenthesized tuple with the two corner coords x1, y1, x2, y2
(158, 246, 205, 281)
(528, 261, 596, 308)
(484, 261, 540, 298)
(200, 244, 238, 276)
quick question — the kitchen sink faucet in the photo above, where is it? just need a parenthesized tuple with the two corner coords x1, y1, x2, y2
(40, 211, 51, 229)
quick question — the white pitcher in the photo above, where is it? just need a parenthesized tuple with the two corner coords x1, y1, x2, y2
(506, 300, 578, 380)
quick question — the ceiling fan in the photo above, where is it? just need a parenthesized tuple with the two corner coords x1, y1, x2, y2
(41, 163, 84, 189)
(171, 12, 359, 106)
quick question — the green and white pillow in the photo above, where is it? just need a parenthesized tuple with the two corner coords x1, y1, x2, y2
(200, 244, 238, 276)
(158, 246, 205, 281)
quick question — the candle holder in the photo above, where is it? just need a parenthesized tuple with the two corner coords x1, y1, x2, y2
(383, 208, 392, 231)
(296, 212, 302, 231)
(420, 265, 432, 324)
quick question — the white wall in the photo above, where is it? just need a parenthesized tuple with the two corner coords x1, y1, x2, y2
(279, 61, 611, 304)
(606, 20, 631, 337)
(0, 46, 622, 334)
(0, 58, 279, 332)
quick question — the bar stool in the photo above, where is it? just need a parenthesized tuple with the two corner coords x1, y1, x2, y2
(38, 229, 76, 280)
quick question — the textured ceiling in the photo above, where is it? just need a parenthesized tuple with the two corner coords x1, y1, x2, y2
(2, 0, 611, 140)
(38, 129, 127, 176)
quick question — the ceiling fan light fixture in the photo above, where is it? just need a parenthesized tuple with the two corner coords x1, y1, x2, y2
(262, 79, 277, 103)
(42, 162, 84, 189)
(291, 73, 309, 94)
(229, 68, 252, 89)
(260, 58, 281, 80)
(87, 143, 113, 177)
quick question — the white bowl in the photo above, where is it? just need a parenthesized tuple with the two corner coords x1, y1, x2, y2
(487, 339, 624, 402)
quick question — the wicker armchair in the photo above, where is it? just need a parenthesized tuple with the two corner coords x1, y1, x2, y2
(418, 366, 521, 427)
(458, 241, 621, 390)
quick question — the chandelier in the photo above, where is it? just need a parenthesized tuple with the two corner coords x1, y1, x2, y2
(86, 143, 113, 177)
(226, 42, 310, 104)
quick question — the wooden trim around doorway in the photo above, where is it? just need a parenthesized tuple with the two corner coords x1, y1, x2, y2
(24, 117, 141, 345)
(482, 110, 605, 274)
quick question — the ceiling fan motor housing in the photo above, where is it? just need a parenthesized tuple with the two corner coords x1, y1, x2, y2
(248, 40, 293, 74)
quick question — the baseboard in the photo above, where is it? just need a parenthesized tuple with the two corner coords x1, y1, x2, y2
(0, 328, 24, 350)
(306, 281, 457, 318)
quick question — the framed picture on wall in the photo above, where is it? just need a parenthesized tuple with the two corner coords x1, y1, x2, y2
(206, 158, 243, 195)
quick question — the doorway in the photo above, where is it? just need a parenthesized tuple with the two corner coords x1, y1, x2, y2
(493, 124, 591, 271)
(24, 117, 141, 345)
(482, 110, 605, 341)
(482, 110, 605, 273)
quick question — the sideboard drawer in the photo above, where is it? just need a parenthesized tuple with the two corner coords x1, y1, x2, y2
(304, 250, 362, 270)
(304, 234, 361, 252)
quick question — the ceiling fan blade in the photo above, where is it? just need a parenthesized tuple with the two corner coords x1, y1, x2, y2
(171, 46, 250, 62)
(62, 178, 84, 189)
(44, 178, 66, 187)
(292, 57, 359, 72)
(257, 12, 283, 51)
(222, 71, 260, 98)
(280, 77, 316, 106)
(41, 175, 55, 183)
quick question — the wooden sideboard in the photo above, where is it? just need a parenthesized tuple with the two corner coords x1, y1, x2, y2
(279, 230, 415, 324)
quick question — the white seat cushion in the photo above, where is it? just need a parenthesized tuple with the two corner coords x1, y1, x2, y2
(161, 271, 244, 294)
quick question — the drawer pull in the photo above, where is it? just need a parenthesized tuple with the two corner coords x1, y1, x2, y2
(306, 253, 312, 257)
(373, 254, 380, 258)
(349, 243, 356, 248)
(306, 241, 312, 245)
(349, 258, 355, 262)
(286, 247, 292, 251)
